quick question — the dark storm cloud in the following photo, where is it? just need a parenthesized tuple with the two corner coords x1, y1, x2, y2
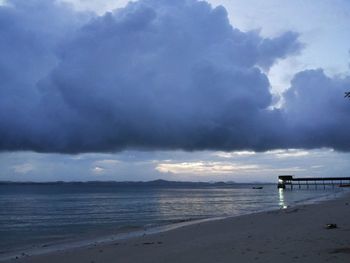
(0, 0, 348, 153)
(0, 0, 90, 151)
(282, 69, 350, 151)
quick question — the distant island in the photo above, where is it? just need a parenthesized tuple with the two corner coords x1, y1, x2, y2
(0, 179, 252, 187)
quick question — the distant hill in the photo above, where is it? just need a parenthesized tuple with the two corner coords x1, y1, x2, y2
(0, 179, 239, 187)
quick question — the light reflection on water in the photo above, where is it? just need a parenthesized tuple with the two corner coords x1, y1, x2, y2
(278, 188, 287, 208)
(0, 183, 344, 252)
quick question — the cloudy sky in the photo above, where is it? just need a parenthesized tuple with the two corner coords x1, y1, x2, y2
(0, 0, 349, 182)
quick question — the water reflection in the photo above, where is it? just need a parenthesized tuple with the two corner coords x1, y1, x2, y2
(278, 188, 288, 209)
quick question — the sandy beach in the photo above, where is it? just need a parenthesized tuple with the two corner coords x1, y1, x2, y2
(4, 192, 350, 263)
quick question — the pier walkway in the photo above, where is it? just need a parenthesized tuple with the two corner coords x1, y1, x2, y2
(277, 175, 350, 189)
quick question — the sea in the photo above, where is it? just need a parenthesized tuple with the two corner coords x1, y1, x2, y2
(0, 182, 346, 257)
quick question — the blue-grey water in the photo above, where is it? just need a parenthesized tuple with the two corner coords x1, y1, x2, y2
(0, 183, 344, 255)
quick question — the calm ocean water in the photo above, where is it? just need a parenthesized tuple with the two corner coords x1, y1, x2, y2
(0, 183, 344, 254)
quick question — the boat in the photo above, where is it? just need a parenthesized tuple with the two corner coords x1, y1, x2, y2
(252, 186, 263, 189)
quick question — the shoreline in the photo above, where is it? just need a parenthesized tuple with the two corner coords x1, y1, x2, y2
(0, 216, 226, 262)
(2, 189, 349, 262)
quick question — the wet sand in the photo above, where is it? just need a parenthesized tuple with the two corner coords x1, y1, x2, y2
(4, 192, 350, 263)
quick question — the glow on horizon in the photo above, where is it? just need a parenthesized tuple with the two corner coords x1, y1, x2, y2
(156, 161, 260, 175)
(1, 148, 349, 182)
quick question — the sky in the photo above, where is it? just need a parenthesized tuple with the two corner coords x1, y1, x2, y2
(0, 0, 349, 182)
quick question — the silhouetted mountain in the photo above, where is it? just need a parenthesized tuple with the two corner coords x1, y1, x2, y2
(0, 179, 237, 187)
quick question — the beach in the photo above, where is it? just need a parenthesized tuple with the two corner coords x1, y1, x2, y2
(2, 1, 350, 263)
(4, 192, 350, 263)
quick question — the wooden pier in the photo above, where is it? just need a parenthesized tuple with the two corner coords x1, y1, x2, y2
(277, 175, 350, 190)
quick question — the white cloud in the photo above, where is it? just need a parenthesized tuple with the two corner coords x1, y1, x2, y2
(92, 166, 105, 174)
(91, 159, 120, 175)
(266, 149, 309, 158)
(12, 163, 34, 174)
(213, 151, 256, 158)
(155, 161, 260, 175)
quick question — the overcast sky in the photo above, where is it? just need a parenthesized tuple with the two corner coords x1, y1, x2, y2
(0, 0, 349, 182)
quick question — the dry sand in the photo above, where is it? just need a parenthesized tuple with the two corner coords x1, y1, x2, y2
(4, 192, 350, 263)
